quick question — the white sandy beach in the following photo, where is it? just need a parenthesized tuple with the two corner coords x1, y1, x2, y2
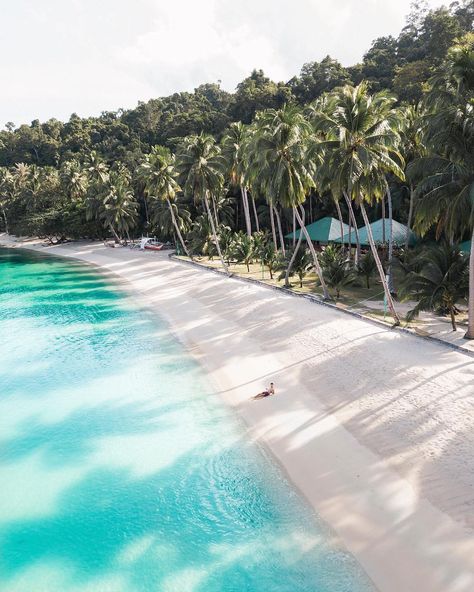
(2, 236, 474, 592)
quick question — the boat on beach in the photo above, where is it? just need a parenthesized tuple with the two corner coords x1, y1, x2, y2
(144, 241, 163, 251)
(140, 237, 164, 251)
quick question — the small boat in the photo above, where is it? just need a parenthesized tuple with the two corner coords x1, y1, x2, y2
(144, 242, 164, 251)
(139, 237, 164, 251)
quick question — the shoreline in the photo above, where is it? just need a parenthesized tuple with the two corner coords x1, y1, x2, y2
(171, 253, 474, 359)
(2, 236, 474, 592)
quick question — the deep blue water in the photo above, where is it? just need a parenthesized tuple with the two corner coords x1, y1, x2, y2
(0, 248, 373, 592)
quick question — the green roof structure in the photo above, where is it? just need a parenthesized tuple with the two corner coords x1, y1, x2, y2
(460, 240, 471, 254)
(285, 216, 351, 243)
(334, 219, 417, 247)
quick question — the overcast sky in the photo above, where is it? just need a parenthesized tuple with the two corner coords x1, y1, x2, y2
(1, 0, 443, 126)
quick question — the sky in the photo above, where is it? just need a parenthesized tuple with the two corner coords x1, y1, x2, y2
(1, 0, 443, 126)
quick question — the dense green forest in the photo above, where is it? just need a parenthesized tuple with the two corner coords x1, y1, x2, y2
(1, 2, 472, 165)
(0, 0, 473, 335)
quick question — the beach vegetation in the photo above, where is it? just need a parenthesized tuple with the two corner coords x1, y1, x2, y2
(319, 245, 356, 299)
(358, 251, 377, 289)
(399, 242, 469, 330)
(278, 246, 313, 288)
(231, 231, 256, 272)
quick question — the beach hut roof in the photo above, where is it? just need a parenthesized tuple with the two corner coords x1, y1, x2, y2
(460, 240, 471, 254)
(285, 216, 350, 243)
(334, 218, 417, 247)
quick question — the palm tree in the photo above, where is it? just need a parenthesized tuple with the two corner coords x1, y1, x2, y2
(259, 240, 279, 279)
(85, 151, 109, 185)
(399, 243, 468, 331)
(100, 171, 138, 242)
(273, 205, 286, 255)
(284, 206, 306, 287)
(311, 83, 405, 323)
(87, 166, 137, 242)
(0, 168, 13, 233)
(177, 133, 229, 275)
(11, 162, 31, 189)
(231, 231, 255, 271)
(60, 160, 88, 202)
(400, 105, 426, 250)
(189, 214, 216, 258)
(9, 163, 43, 219)
(412, 37, 474, 338)
(212, 190, 236, 229)
(148, 199, 192, 248)
(221, 122, 252, 236)
(307, 96, 362, 264)
(139, 146, 192, 259)
(279, 246, 312, 288)
(332, 194, 346, 254)
(358, 172, 402, 323)
(84, 152, 110, 230)
(248, 105, 330, 298)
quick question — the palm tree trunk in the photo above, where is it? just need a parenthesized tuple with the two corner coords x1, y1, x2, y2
(269, 204, 278, 249)
(109, 224, 121, 244)
(1, 207, 8, 234)
(348, 210, 352, 263)
(360, 202, 400, 325)
(334, 197, 345, 254)
(381, 196, 386, 245)
(250, 191, 260, 232)
(204, 192, 229, 276)
(143, 195, 150, 226)
(343, 191, 361, 264)
(167, 198, 193, 260)
(295, 205, 330, 300)
(285, 207, 305, 287)
(405, 183, 414, 250)
(240, 185, 252, 236)
(450, 308, 457, 332)
(211, 196, 219, 229)
(464, 226, 474, 339)
(292, 209, 296, 247)
(274, 206, 286, 256)
(386, 181, 395, 294)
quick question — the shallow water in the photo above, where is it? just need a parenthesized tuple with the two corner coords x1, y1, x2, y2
(0, 248, 373, 592)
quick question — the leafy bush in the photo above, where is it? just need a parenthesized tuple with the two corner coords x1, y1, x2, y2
(399, 242, 468, 330)
(358, 250, 377, 288)
(278, 246, 312, 287)
(319, 244, 355, 298)
(231, 231, 255, 271)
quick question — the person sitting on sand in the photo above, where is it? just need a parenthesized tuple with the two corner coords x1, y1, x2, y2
(253, 382, 275, 399)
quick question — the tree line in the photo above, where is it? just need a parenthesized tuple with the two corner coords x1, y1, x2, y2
(0, 1, 472, 167)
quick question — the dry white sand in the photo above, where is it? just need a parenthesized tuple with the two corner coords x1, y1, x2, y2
(2, 237, 474, 592)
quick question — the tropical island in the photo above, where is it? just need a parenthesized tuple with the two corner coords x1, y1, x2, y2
(1, 2, 473, 338)
(1, 2, 474, 592)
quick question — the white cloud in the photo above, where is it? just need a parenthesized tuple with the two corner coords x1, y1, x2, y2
(0, 0, 444, 124)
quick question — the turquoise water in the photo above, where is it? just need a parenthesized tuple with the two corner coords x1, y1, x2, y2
(0, 248, 373, 592)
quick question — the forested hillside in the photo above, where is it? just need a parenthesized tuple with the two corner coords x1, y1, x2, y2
(0, 1, 472, 167)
